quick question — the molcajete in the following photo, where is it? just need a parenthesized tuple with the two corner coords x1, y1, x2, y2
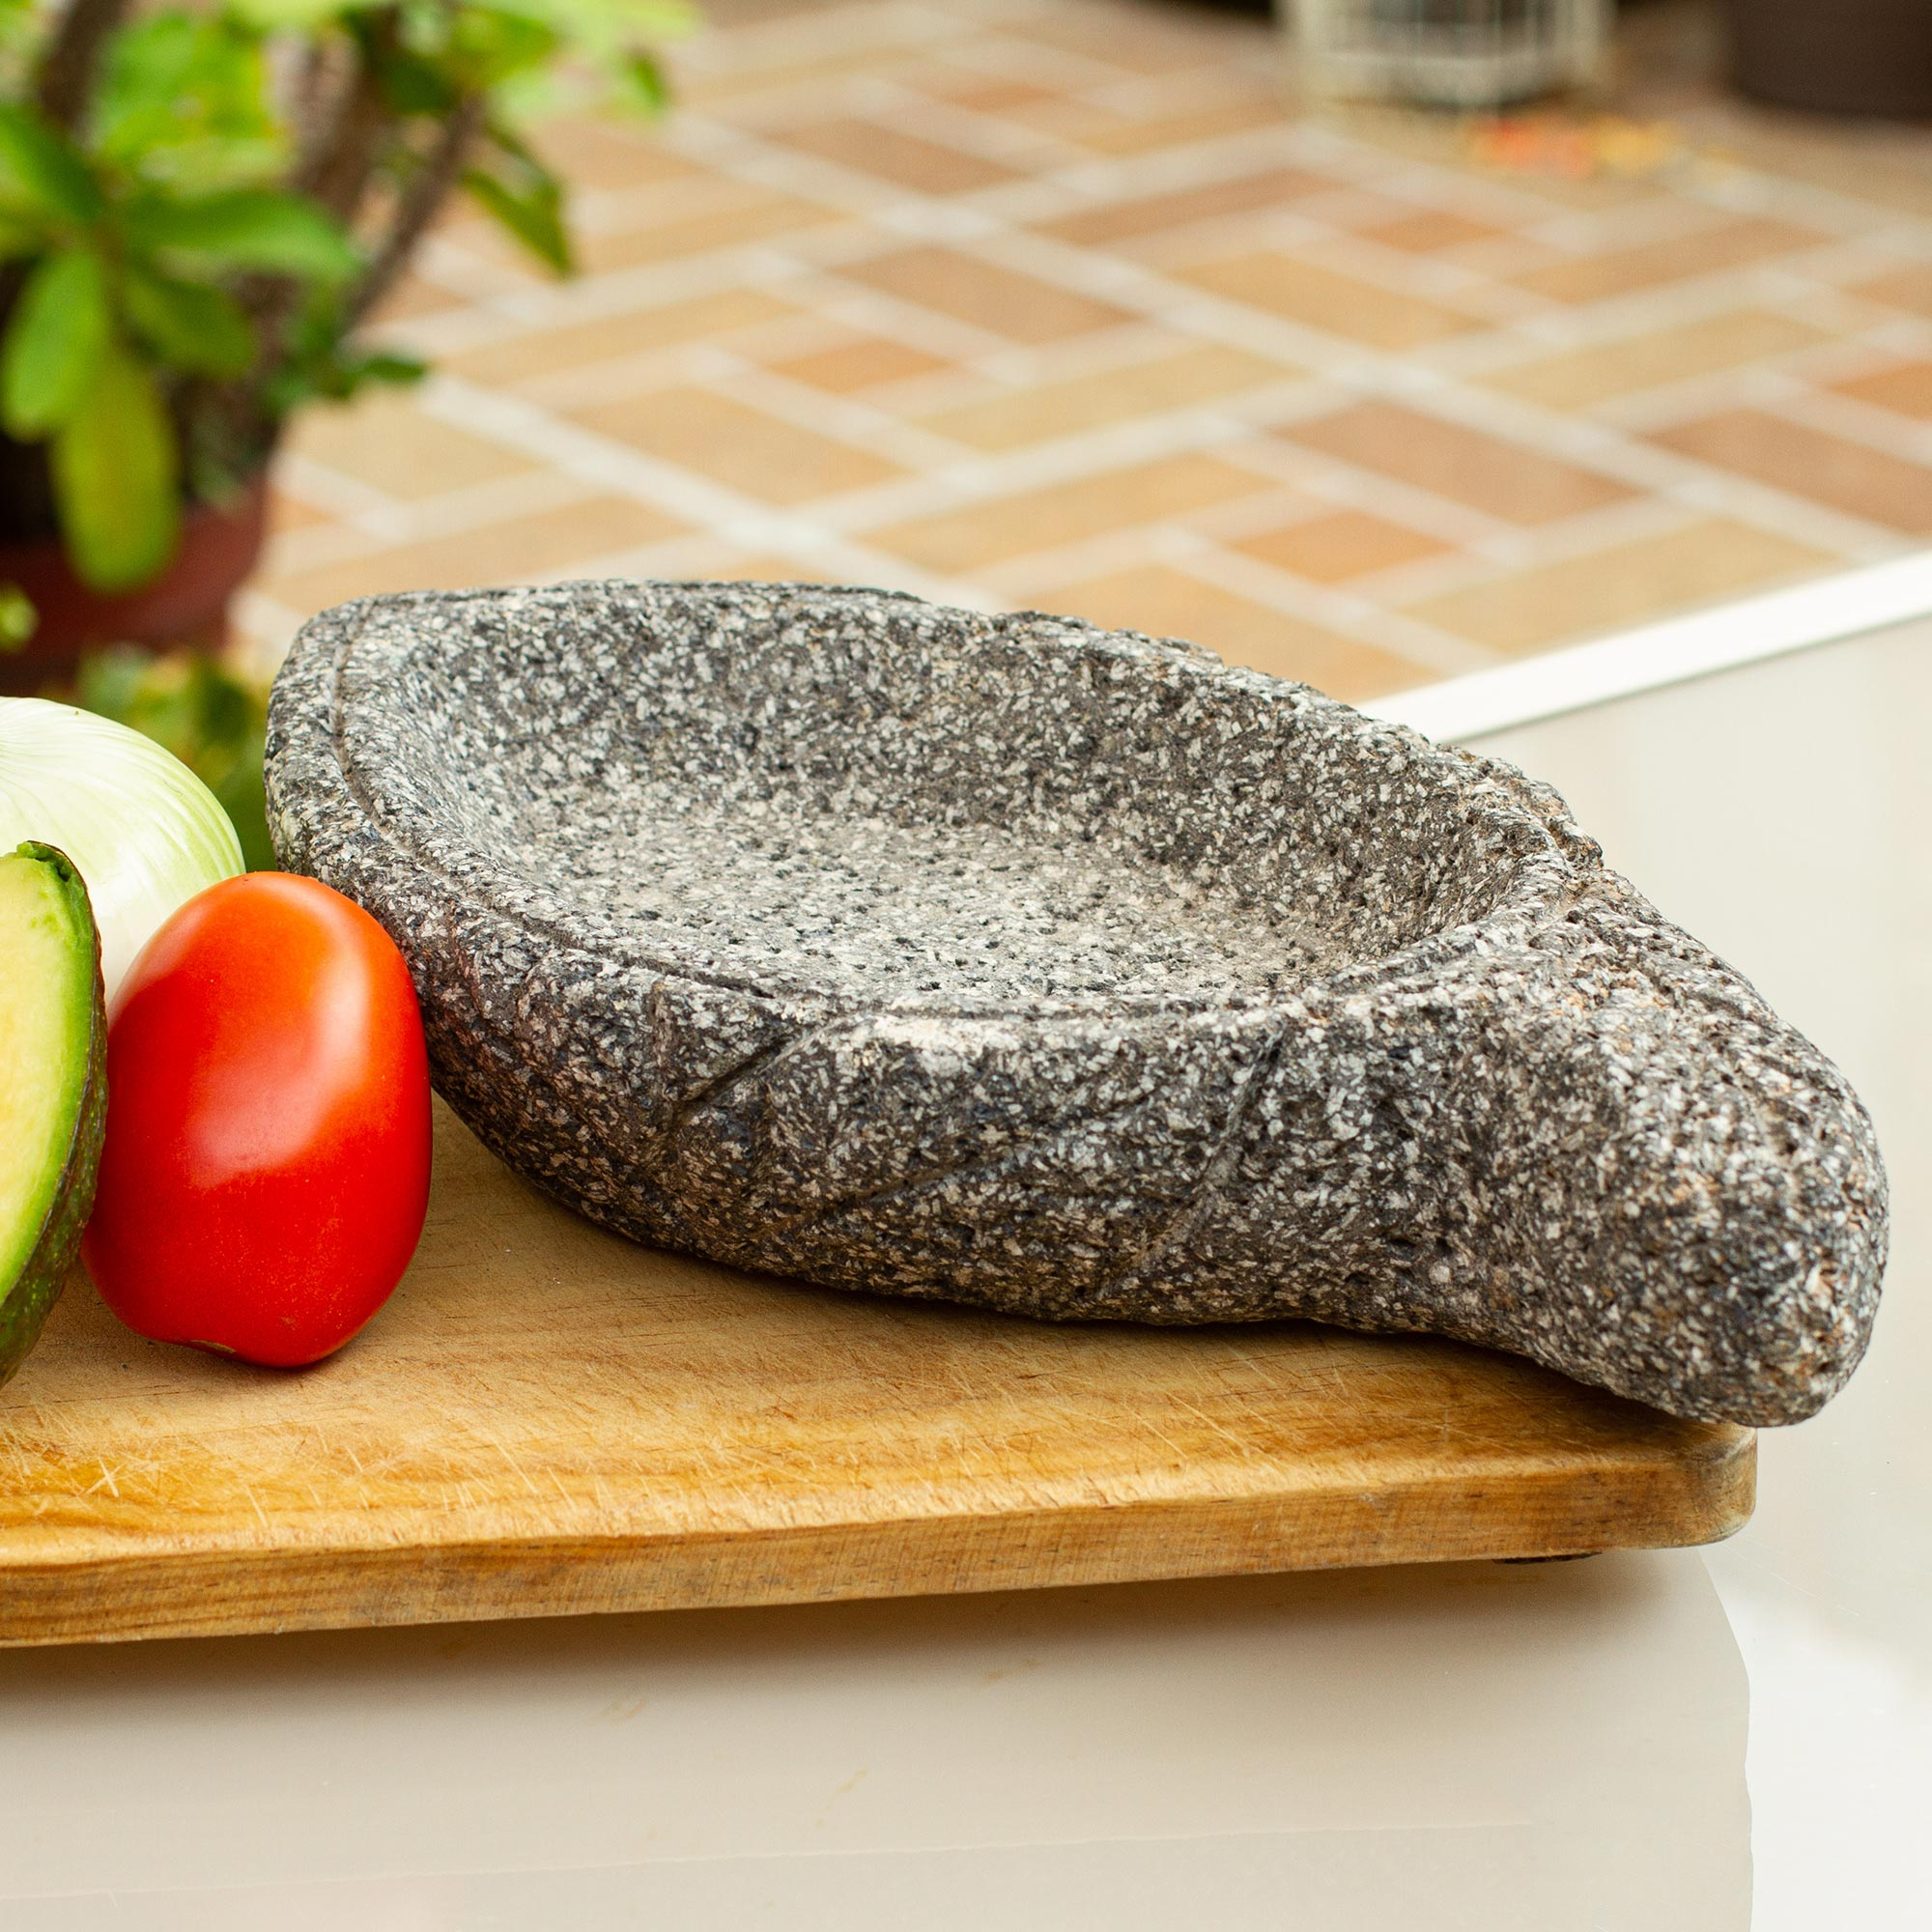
(265, 582, 1888, 1427)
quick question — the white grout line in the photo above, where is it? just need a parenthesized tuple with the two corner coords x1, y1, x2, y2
(1362, 551, 1932, 741)
(274, 453, 398, 521)
(409, 372, 1001, 610)
(232, 588, 307, 668)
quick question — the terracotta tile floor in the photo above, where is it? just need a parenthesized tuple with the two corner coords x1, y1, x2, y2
(244, 0, 1932, 705)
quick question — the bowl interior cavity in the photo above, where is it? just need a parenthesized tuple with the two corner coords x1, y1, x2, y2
(343, 586, 1547, 1011)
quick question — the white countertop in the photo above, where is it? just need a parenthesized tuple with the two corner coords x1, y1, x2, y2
(3, 618, 1924, 1931)
(1476, 623, 1931, 1932)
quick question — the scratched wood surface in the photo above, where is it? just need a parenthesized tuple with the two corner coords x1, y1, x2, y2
(0, 1103, 1753, 1646)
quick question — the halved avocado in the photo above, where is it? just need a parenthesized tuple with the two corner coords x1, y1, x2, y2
(0, 842, 107, 1390)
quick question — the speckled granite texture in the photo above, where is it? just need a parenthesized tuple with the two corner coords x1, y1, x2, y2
(267, 581, 1888, 1427)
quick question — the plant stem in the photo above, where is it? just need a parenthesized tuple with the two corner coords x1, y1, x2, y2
(293, 12, 401, 223)
(288, 36, 337, 145)
(35, 0, 135, 131)
(344, 96, 484, 329)
(239, 11, 405, 421)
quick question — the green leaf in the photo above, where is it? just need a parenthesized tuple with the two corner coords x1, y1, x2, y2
(1, 250, 111, 436)
(426, 1, 692, 129)
(121, 267, 257, 379)
(225, 0, 350, 25)
(49, 347, 182, 594)
(448, 8, 560, 86)
(259, 283, 428, 415)
(94, 14, 282, 185)
(490, 0, 698, 51)
(463, 158, 571, 275)
(0, 583, 36, 655)
(622, 51, 670, 114)
(125, 189, 358, 280)
(366, 35, 461, 115)
(0, 210, 42, 258)
(0, 103, 103, 224)
(352, 350, 429, 386)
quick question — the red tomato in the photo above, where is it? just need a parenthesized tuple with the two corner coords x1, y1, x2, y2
(82, 873, 432, 1367)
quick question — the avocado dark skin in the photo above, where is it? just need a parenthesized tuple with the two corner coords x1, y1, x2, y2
(0, 843, 108, 1391)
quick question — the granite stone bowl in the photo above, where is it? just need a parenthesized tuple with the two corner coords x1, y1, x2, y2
(267, 581, 1888, 1427)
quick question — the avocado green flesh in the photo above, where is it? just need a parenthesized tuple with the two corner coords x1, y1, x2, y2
(0, 843, 107, 1389)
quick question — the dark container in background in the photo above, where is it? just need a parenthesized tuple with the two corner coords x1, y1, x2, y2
(1730, 0, 1932, 119)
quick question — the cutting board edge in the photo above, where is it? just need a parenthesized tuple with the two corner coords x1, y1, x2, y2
(0, 1433, 1755, 1647)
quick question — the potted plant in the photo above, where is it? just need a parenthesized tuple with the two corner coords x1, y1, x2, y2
(0, 0, 684, 691)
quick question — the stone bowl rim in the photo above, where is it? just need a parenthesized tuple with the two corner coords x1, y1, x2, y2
(268, 580, 1594, 1024)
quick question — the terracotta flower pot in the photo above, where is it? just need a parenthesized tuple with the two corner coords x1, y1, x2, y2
(0, 471, 270, 696)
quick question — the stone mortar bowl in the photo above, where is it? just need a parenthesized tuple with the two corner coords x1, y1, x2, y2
(267, 581, 1888, 1427)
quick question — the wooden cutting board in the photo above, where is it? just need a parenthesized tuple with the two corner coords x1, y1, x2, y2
(0, 1103, 1752, 1646)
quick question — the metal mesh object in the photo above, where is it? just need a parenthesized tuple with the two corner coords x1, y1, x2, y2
(1291, 0, 1610, 108)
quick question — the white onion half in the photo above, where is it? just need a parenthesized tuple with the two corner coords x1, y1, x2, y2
(0, 697, 244, 1002)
